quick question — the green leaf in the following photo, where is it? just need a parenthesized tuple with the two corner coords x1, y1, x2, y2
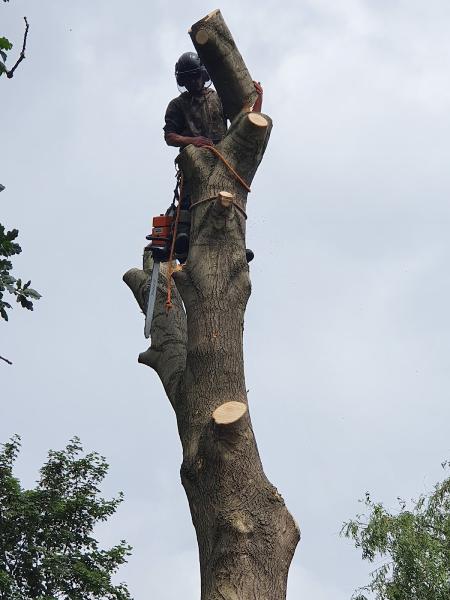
(0, 37, 13, 51)
(0, 222, 40, 320)
(24, 288, 42, 300)
(16, 294, 33, 310)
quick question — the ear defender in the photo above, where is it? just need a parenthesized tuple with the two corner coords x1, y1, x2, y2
(201, 65, 210, 82)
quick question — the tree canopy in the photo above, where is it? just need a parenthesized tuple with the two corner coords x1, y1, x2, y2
(0, 436, 132, 599)
(342, 462, 450, 600)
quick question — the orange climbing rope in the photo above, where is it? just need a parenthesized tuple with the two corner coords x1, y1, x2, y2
(202, 145, 251, 193)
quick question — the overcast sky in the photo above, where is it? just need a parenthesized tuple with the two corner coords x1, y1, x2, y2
(1, 1, 449, 598)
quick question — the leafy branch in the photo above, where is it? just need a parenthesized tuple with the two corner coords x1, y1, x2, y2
(0, 4, 29, 80)
(0, 224, 41, 321)
(342, 463, 450, 600)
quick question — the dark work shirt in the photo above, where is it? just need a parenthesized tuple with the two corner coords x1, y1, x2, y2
(164, 89, 227, 146)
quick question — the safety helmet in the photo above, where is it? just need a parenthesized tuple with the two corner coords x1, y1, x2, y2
(175, 52, 209, 87)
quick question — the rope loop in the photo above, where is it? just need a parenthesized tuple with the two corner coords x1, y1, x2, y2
(189, 196, 247, 219)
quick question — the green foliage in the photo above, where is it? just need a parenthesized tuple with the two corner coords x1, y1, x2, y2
(0, 224, 41, 321)
(0, 0, 13, 73)
(1, 7, 38, 319)
(0, 36, 11, 72)
(1, 5, 37, 319)
(0, 436, 133, 599)
(0, 37, 12, 51)
(342, 462, 450, 600)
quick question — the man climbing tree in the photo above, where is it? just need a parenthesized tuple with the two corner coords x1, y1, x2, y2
(124, 10, 299, 599)
(163, 50, 262, 262)
(164, 51, 263, 149)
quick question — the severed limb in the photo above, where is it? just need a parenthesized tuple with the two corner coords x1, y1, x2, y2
(189, 10, 258, 120)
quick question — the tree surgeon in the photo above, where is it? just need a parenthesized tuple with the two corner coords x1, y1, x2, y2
(163, 51, 263, 260)
(164, 51, 263, 150)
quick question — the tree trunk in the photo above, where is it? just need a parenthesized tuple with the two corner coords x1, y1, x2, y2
(124, 12, 300, 599)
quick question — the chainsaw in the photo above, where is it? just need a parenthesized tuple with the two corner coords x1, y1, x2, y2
(144, 202, 190, 339)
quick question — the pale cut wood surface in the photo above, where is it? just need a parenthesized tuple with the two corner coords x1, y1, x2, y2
(213, 401, 247, 425)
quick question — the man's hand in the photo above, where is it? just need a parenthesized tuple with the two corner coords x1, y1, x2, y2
(253, 81, 263, 96)
(252, 81, 263, 112)
(190, 136, 214, 147)
(165, 132, 213, 148)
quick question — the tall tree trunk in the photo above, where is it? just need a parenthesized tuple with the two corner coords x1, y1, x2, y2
(124, 10, 300, 599)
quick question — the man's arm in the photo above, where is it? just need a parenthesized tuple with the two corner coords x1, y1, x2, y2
(164, 97, 213, 148)
(164, 132, 213, 148)
(252, 81, 263, 112)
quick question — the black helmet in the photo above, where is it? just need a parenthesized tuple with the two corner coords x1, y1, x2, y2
(175, 52, 209, 87)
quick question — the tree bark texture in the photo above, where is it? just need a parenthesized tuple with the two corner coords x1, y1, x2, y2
(124, 12, 299, 600)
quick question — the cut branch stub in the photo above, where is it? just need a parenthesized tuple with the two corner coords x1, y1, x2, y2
(210, 191, 236, 221)
(189, 10, 258, 121)
(213, 400, 247, 425)
(218, 191, 234, 208)
(213, 401, 249, 445)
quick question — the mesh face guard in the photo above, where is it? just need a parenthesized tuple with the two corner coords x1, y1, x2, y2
(178, 68, 203, 85)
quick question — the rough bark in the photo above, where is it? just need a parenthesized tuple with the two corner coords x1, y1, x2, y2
(123, 253, 187, 404)
(124, 12, 299, 600)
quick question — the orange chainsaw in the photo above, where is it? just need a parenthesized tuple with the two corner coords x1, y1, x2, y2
(144, 209, 175, 339)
